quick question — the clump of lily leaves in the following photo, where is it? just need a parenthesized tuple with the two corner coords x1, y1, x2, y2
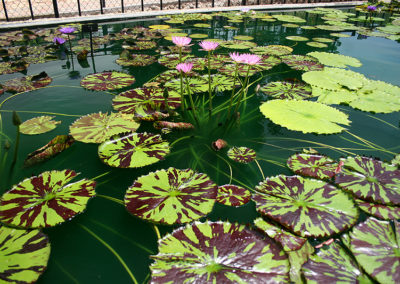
(0, 5, 399, 284)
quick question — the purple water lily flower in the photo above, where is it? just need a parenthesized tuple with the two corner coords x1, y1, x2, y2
(53, 37, 66, 45)
(176, 62, 193, 73)
(59, 27, 77, 34)
(199, 41, 219, 51)
(172, 36, 192, 47)
(367, 5, 377, 11)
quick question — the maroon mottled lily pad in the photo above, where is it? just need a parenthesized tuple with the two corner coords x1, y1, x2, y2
(216, 184, 251, 207)
(98, 132, 170, 168)
(251, 45, 293, 56)
(158, 54, 194, 69)
(254, 218, 307, 251)
(3, 72, 51, 93)
(24, 135, 74, 167)
(260, 81, 313, 100)
(0, 61, 29, 75)
(335, 156, 400, 205)
(116, 54, 157, 67)
(150, 221, 290, 283)
(0, 170, 96, 228)
(356, 199, 400, 220)
(287, 153, 338, 179)
(218, 63, 258, 77)
(252, 175, 359, 237)
(80, 71, 135, 91)
(227, 146, 256, 163)
(20, 116, 61, 135)
(124, 167, 217, 224)
(281, 55, 324, 71)
(349, 218, 400, 283)
(123, 40, 157, 50)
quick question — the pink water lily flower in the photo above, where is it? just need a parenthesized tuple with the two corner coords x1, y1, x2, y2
(229, 52, 243, 63)
(172, 36, 192, 47)
(239, 53, 262, 65)
(53, 37, 66, 45)
(59, 27, 77, 34)
(199, 41, 219, 51)
(176, 62, 193, 73)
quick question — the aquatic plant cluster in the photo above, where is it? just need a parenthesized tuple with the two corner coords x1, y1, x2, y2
(0, 5, 399, 283)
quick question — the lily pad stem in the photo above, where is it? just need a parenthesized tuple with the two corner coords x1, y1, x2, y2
(97, 194, 124, 205)
(185, 75, 199, 126)
(91, 171, 111, 181)
(170, 135, 193, 147)
(152, 225, 161, 240)
(232, 65, 251, 119)
(226, 63, 239, 119)
(254, 159, 265, 180)
(207, 51, 212, 118)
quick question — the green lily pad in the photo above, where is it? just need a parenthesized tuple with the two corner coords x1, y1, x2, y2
(302, 242, 373, 283)
(349, 218, 400, 283)
(281, 55, 324, 71)
(124, 167, 217, 224)
(312, 37, 335, 43)
(218, 63, 258, 77)
(306, 42, 328, 48)
(80, 71, 136, 91)
(252, 175, 359, 237)
(216, 184, 251, 207)
(193, 23, 211, 28)
(124, 40, 157, 50)
(316, 25, 345, 31)
(20, 116, 61, 135)
(233, 35, 254, 41)
(0, 170, 96, 228)
(190, 33, 208, 39)
(273, 14, 306, 23)
(307, 52, 362, 68)
(288, 241, 314, 283)
(259, 100, 351, 134)
(220, 40, 257, 49)
(285, 36, 309, 41)
(227, 146, 256, 163)
(69, 112, 140, 144)
(260, 81, 313, 100)
(116, 54, 157, 67)
(24, 135, 75, 167)
(158, 54, 194, 69)
(0, 225, 50, 283)
(165, 76, 208, 94)
(251, 45, 293, 56)
(98, 132, 170, 168)
(349, 91, 400, 113)
(335, 156, 400, 205)
(282, 23, 300, 28)
(149, 24, 171, 30)
(287, 153, 338, 179)
(150, 221, 290, 283)
(330, 33, 351, 37)
(3, 72, 52, 93)
(301, 25, 318, 30)
(254, 218, 307, 251)
(356, 199, 400, 220)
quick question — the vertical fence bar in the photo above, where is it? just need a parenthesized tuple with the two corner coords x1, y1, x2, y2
(2, 0, 9, 21)
(196, 0, 198, 8)
(160, 0, 162, 10)
(178, 0, 181, 9)
(52, 0, 59, 18)
(212, 0, 214, 7)
(257, 0, 260, 4)
(121, 0, 124, 12)
(100, 0, 104, 14)
(27, 0, 34, 20)
(77, 0, 81, 16)
(227, 0, 230, 7)
(141, 0, 144, 11)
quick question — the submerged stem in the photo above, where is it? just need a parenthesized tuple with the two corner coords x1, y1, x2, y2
(254, 159, 265, 181)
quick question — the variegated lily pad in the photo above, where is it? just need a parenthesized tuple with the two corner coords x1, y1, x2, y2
(252, 175, 359, 237)
(20, 116, 61, 135)
(80, 71, 135, 91)
(98, 132, 170, 168)
(287, 153, 338, 179)
(254, 218, 307, 251)
(227, 147, 256, 163)
(349, 218, 400, 283)
(218, 63, 258, 77)
(216, 184, 251, 207)
(251, 45, 293, 56)
(0, 225, 50, 283)
(220, 40, 257, 49)
(335, 156, 400, 205)
(116, 54, 157, 67)
(124, 40, 157, 50)
(3, 72, 52, 93)
(158, 54, 194, 69)
(69, 112, 140, 143)
(302, 242, 372, 283)
(356, 199, 400, 220)
(165, 76, 208, 94)
(124, 167, 217, 224)
(0, 170, 96, 228)
(260, 81, 312, 100)
(150, 221, 290, 283)
(281, 55, 324, 71)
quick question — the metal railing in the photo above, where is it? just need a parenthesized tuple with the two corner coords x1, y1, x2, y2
(0, 0, 355, 22)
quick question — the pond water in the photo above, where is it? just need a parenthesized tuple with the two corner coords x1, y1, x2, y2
(0, 7, 399, 284)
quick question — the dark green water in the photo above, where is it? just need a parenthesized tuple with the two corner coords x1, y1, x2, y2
(0, 9, 399, 284)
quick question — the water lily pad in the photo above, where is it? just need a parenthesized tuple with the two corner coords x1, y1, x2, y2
(150, 221, 290, 283)
(124, 167, 217, 224)
(218, 63, 259, 77)
(190, 33, 208, 39)
(312, 37, 335, 43)
(273, 14, 306, 23)
(233, 35, 254, 41)
(220, 40, 257, 49)
(0, 61, 29, 75)
(349, 218, 400, 283)
(252, 175, 359, 237)
(282, 23, 299, 28)
(356, 199, 400, 220)
(285, 36, 309, 41)
(98, 132, 170, 168)
(287, 153, 338, 179)
(227, 146, 256, 163)
(307, 52, 362, 68)
(158, 54, 194, 69)
(281, 55, 324, 71)
(0, 170, 96, 228)
(306, 42, 328, 48)
(288, 241, 314, 283)
(251, 45, 293, 56)
(24, 135, 75, 167)
(3, 72, 52, 93)
(335, 156, 400, 205)
(259, 100, 350, 134)
(116, 54, 157, 67)
(302, 242, 372, 283)
(165, 76, 208, 94)
(330, 32, 351, 37)
(124, 40, 157, 50)
(69, 112, 140, 143)
(193, 23, 211, 28)
(216, 184, 251, 207)
(149, 24, 170, 30)
(0, 225, 50, 283)
(301, 25, 318, 30)
(20, 116, 61, 135)
(80, 71, 135, 91)
(254, 218, 306, 251)
(260, 81, 313, 100)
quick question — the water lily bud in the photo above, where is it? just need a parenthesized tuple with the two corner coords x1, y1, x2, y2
(212, 139, 227, 151)
(12, 111, 22, 126)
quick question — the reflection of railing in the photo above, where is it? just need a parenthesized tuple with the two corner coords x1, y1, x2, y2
(0, 0, 357, 22)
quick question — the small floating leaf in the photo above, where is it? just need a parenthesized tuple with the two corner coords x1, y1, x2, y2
(150, 221, 290, 283)
(287, 153, 338, 179)
(216, 184, 251, 207)
(251, 45, 293, 56)
(281, 55, 324, 71)
(98, 132, 170, 168)
(3, 72, 51, 93)
(260, 81, 313, 100)
(220, 40, 257, 49)
(116, 54, 156, 67)
(285, 35, 309, 41)
(307, 51, 362, 68)
(0, 225, 50, 283)
(306, 42, 328, 48)
(20, 116, 61, 135)
(80, 71, 135, 91)
(252, 175, 359, 237)
(125, 167, 217, 224)
(0, 170, 96, 228)
(227, 146, 256, 163)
